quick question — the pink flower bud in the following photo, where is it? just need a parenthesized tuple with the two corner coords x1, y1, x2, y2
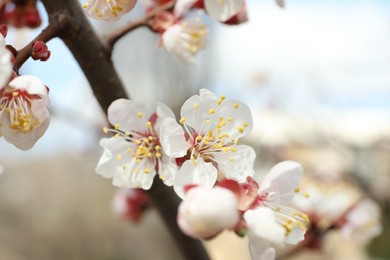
(31, 41, 51, 61)
(112, 188, 150, 223)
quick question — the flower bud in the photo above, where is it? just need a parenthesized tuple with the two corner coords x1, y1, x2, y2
(32, 41, 51, 61)
(177, 186, 239, 239)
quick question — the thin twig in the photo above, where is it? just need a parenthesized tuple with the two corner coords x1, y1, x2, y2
(106, 1, 175, 49)
(13, 22, 59, 73)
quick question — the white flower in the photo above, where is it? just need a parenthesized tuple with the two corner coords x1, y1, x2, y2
(0, 75, 50, 150)
(177, 186, 239, 239)
(204, 0, 244, 22)
(292, 177, 361, 228)
(0, 34, 12, 88)
(160, 89, 255, 198)
(244, 161, 309, 260)
(161, 18, 208, 64)
(340, 199, 382, 245)
(82, 0, 136, 21)
(96, 99, 178, 190)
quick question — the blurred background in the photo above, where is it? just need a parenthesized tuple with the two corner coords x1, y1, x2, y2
(0, 0, 390, 259)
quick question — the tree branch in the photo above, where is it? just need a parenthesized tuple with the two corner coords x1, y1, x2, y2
(106, 1, 174, 49)
(39, 0, 209, 259)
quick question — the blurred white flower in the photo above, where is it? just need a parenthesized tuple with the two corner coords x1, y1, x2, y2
(177, 186, 239, 239)
(340, 199, 382, 245)
(82, 0, 136, 21)
(160, 89, 255, 198)
(292, 177, 361, 229)
(96, 99, 178, 189)
(0, 75, 50, 150)
(161, 18, 208, 64)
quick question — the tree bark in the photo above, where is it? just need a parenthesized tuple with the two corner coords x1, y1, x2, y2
(39, 1, 210, 259)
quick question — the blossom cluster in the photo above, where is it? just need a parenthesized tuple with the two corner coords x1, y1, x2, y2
(82, 0, 249, 64)
(96, 89, 309, 259)
(0, 24, 51, 150)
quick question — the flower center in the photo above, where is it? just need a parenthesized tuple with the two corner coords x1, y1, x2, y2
(0, 89, 40, 133)
(179, 95, 249, 166)
(103, 120, 162, 174)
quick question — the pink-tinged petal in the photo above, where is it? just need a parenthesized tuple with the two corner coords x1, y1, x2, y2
(204, 0, 244, 22)
(158, 155, 178, 186)
(213, 145, 255, 182)
(160, 117, 191, 157)
(259, 161, 303, 205)
(107, 99, 149, 133)
(95, 137, 133, 178)
(174, 159, 217, 199)
(82, 0, 137, 21)
(9, 75, 49, 105)
(174, 0, 198, 17)
(112, 157, 157, 190)
(217, 99, 253, 140)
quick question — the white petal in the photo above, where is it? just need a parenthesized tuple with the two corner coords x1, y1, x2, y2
(259, 161, 303, 205)
(108, 99, 149, 133)
(217, 99, 253, 140)
(95, 137, 132, 178)
(156, 101, 175, 120)
(112, 157, 157, 190)
(244, 207, 285, 245)
(160, 117, 191, 157)
(249, 243, 276, 260)
(154, 101, 176, 133)
(284, 226, 306, 245)
(213, 145, 255, 182)
(158, 155, 178, 186)
(177, 186, 239, 239)
(173, 159, 217, 199)
(180, 90, 218, 131)
(205, 0, 244, 22)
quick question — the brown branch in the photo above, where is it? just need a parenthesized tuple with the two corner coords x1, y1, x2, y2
(106, 1, 175, 49)
(39, 0, 210, 259)
(13, 22, 59, 73)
